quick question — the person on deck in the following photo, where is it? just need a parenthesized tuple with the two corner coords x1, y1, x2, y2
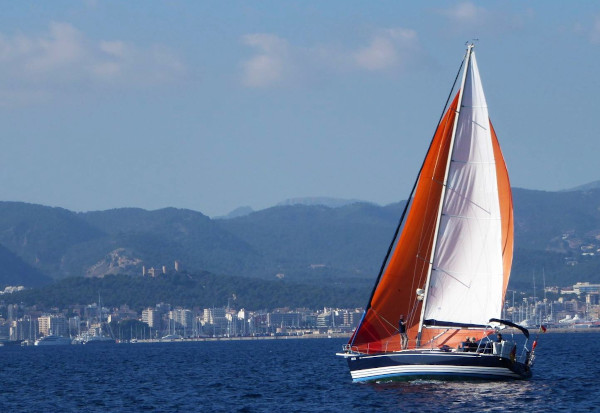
(470, 337, 479, 351)
(463, 337, 477, 352)
(496, 333, 503, 342)
(398, 316, 408, 350)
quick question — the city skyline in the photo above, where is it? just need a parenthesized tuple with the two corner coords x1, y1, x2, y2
(4, 280, 600, 344)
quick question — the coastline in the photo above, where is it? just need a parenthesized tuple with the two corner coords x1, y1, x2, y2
(501, 326, 600, 336)
(127, 332, 351, 344)
(127, 327, 600, 345)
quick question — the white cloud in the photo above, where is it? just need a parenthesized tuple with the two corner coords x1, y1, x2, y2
(0, 22, 186, 105)
(449, 2, 479, 22)
(99, 40, 128, 58)
(435, 2, 528, 34)
(353, 28, 418, 71)
(239, 28, 424, 87)
(241, 34, 289, 88)
(25, 22, 85, 75)
(438, 2, 488, 24)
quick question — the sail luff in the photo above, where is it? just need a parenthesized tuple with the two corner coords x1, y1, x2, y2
(422, 47, 506, 327)
(415, 45, 474, 346)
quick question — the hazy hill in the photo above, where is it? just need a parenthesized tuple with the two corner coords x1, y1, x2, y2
(217, 202, 405, 286)
(216, 206, 254, 220)
(512, 188, 600, 251)
(77, 208, 267, 279)
(0, 243, 51, 287)
(276, 197, 365, 208)
(0, 202, 104, 279)
(561, 180, 600, 192)
(0, 186, 599, 294)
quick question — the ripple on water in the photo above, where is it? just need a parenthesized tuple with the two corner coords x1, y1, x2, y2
(0, 334, 598, 412)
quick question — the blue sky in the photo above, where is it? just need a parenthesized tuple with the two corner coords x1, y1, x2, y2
(1, 1, 599, 217)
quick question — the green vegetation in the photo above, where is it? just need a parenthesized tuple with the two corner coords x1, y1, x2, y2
(6, 272, 367, 311)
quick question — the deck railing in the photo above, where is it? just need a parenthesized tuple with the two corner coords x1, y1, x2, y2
(343, 334, 530, 362)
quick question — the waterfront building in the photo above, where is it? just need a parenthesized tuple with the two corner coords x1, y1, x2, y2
(316, 312, 332, 328)
(586, 293, 600, 305)
(0, 322, 9, 341)
(38, 314, 68, 337)
(68, 316, 81, 337)
(142, 308, 161, 329)
(109, 305, 138, 323)
(169, 308, 194, 335)
(340, 309, 362, 329)
(7, 304, 17, 322)
(573, 282, 600, 295)
(10, 316, 38, 341)
(225, 312, 240, 336)
(202, 307, 226, 325)
(564, 299, 580, 313)
(237, 309, 248, 336)
(267, 312, 301, 328)
(202, 308, 229, 336)
(302, 313, 317, 328)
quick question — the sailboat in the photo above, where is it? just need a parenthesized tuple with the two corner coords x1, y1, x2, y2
(338, 44, 535, 382)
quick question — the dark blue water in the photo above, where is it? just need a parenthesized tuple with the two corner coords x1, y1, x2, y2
(1, 332, 598, 412)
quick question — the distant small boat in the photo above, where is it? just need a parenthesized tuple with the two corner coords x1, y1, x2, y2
(82, 335, 116, 345)
(72, 332, 116, 345)
(338, 44, 535, 382)
(161, 334, 183, 341)
(34, 335, 72, 346)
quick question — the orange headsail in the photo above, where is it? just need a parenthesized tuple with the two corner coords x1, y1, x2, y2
(491, 122, 514, 305)
(349, 94, 459, 353)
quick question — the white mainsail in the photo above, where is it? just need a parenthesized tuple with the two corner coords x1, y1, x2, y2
(422, 50, 504, 326)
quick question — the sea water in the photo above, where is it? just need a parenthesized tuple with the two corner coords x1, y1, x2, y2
(0, 332, 598, 412)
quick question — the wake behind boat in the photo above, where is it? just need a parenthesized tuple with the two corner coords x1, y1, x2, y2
(338, 44, 537, 382)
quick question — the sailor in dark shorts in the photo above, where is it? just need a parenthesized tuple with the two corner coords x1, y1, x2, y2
(398, 316, 408, 350)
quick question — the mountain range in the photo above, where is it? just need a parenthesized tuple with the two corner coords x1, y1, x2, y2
(1, 183, 600, 294)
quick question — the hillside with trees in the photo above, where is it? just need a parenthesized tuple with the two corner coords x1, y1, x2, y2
(1, 185, 600, 302)
(6, 271, 365, 311)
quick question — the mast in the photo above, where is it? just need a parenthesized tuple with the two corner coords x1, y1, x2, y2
(415, 44, 474, 347)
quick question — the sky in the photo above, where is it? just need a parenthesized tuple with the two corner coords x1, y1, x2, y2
(1, 1, 599, 217)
